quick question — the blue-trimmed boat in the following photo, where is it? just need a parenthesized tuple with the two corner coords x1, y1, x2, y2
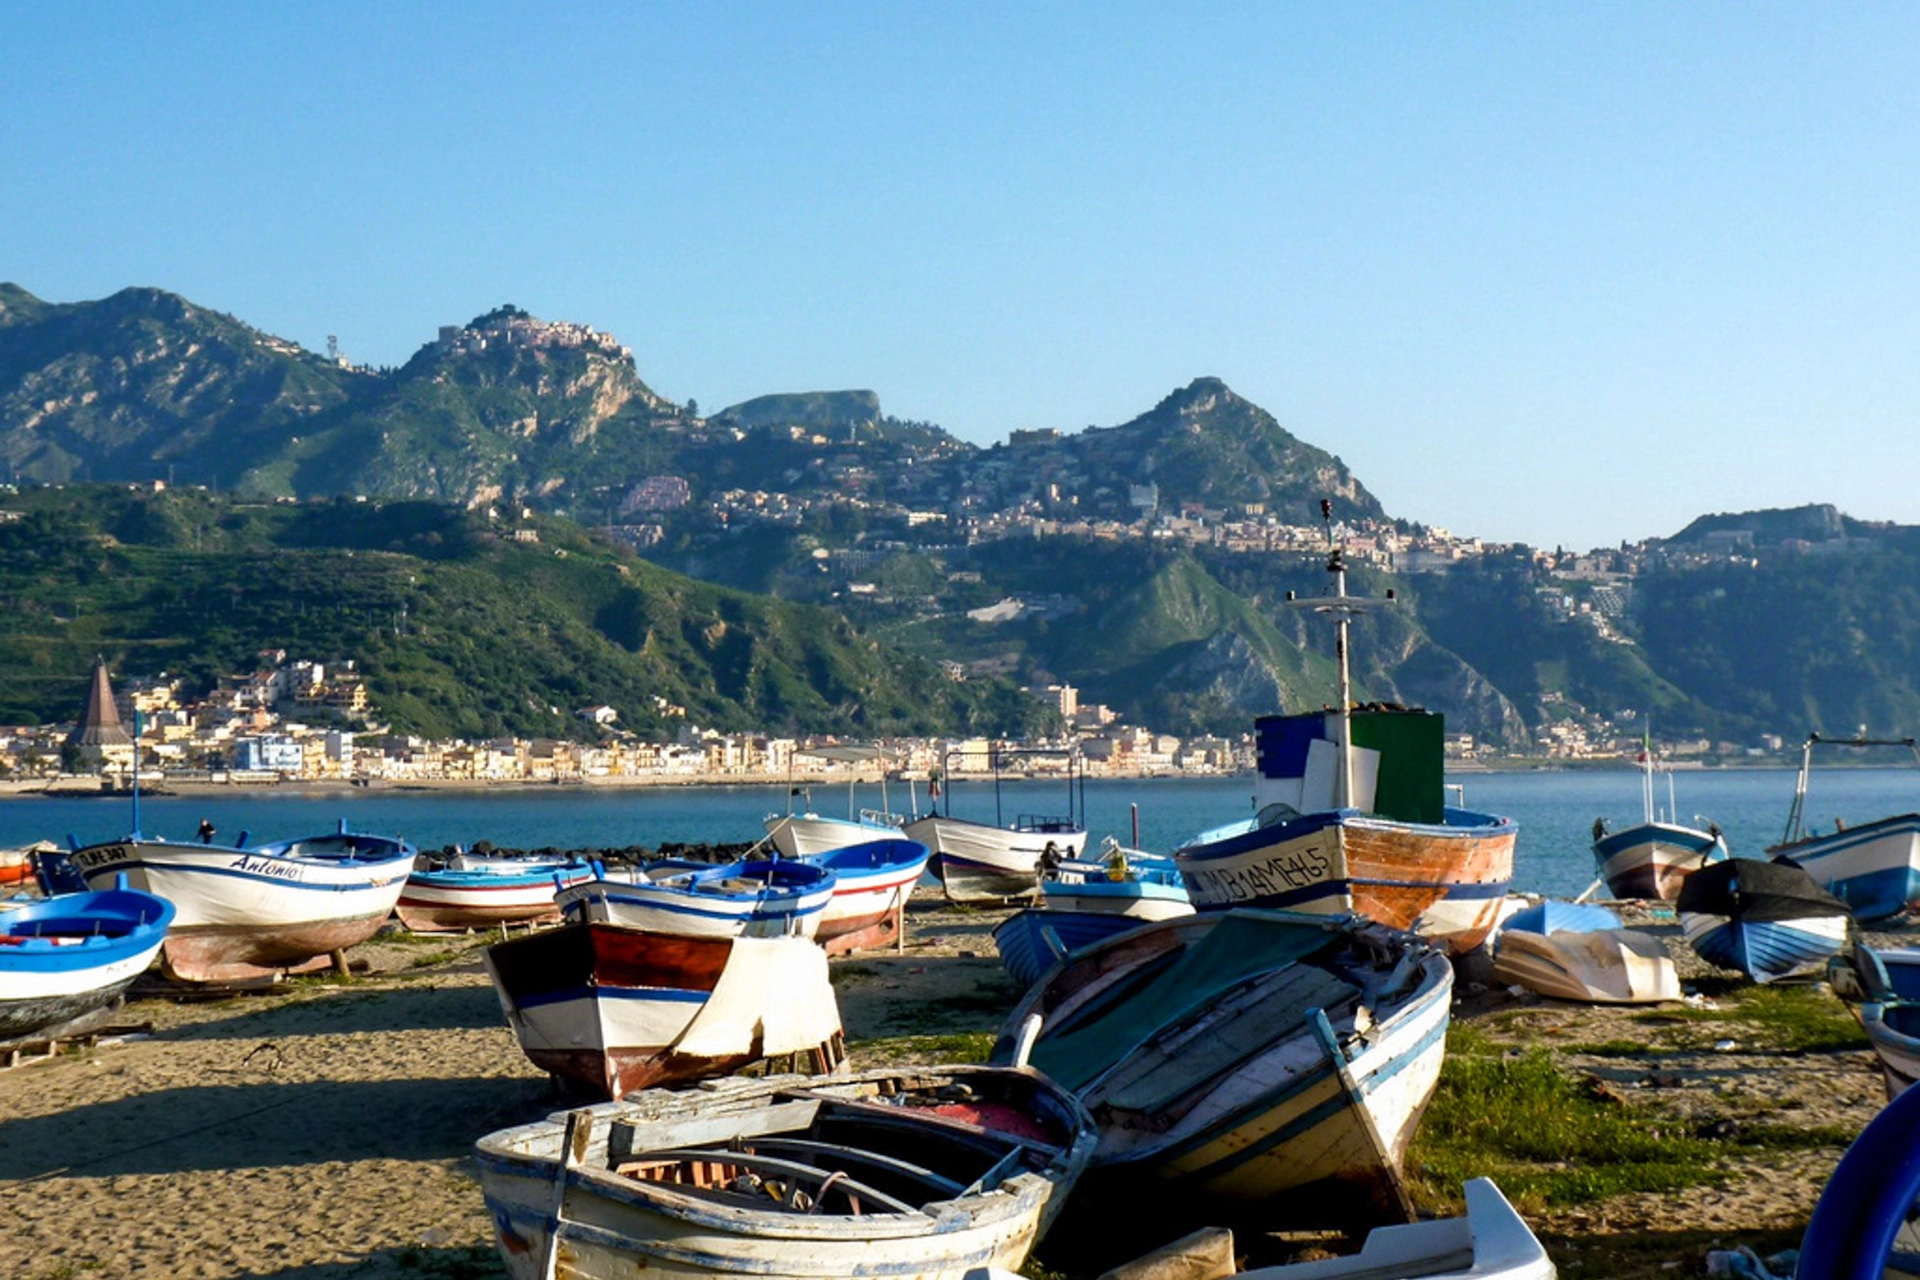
(1590, 739, 1728, 901)
(1677, 858, 1852, 984)
(991, 909, 1452, 1238)
(53, 820, 415, 983)
(994, 845, 1195, 989)
(799, 837, 930, 955)
(1834, 945, 1920, 1102)
(1768, 733, 1920, 922)
(396, 852, 594, 933)
(0, 880, 174, 1040)
(557, 857, 836, 940)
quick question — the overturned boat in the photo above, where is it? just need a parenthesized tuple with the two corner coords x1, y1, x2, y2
(484, 919, 845, 1100)
(58, 820, 414, 982)
(1492, 926, 1680, 1004)
(1677, 857, 1851, 984)
(474, 1066, 1097, 1280)
(991, 909, 1451, 1237)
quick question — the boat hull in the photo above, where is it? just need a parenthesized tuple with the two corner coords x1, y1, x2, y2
(906, 816, 1087, 904)
(485, 921, 843, 1100)
(1592, 822, 1726, 901)
(395, 860, 592, 933)
(992, 910, 1160, 990)
(803, 839, 931, 955)
(764, 813, 901, 860)
(1491, 928, 1680, 1004)
(996, 911, 1453, 1239)
(558, 861, 833, 941)
(0, 887, 173, 1040)
(1769, 813, 1920, 922)
(67, 835, 412, 982)
(474, 1068, 1096, 1280)
(1174, 809, 1515, 954)
(1680, 911, 1849, 984)
(1864, 1001, 1920, 1101)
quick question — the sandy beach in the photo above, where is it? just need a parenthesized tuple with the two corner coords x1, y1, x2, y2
(0, 898, 1909, 1280)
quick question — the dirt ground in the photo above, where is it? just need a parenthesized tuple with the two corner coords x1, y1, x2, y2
(0, 894, 1905, 1279)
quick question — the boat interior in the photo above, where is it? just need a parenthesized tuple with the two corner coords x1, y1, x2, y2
(602, 1084, 1066, 1217)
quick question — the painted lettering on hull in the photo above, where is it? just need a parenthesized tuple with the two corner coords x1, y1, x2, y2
(230, 855, 308, 883)
(1187, 843, 1337, 905)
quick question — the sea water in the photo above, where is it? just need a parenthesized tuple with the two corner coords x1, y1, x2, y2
(3, 767, 1914, 900)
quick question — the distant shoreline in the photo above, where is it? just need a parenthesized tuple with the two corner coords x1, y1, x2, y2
(0, 755, 1900, 801)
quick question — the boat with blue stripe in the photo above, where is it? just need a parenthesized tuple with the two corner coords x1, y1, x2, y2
(1768, 733, 1920, 921)
(992, 909, 1452, 1246)
(0, 878, 174, 1041)
(1678, 857, 1852, 984)
(51, 820, 415, 983)
(396, 851, 593, 933)
(797, 837, 930, 955)
(557, 857, 836, 940)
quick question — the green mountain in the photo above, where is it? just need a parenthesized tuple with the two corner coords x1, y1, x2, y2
(0, 284, 358, 487)
(0, 486, 1049, 741)
(712, 390, 882, 432)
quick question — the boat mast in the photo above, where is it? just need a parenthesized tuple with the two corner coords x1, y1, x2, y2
(1288, 499, 1385, 811)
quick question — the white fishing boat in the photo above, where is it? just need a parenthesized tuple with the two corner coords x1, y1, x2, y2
(558, 857, 835, 940)
(906, 746, 1089, 904)
(1171, 505, 1515, 955)
(765, 747, 908, 859)
(59, 820, 414, 982)
(485, 920, 845, 1100)
(1590, 734, 1728, 901)
(474, 1066, 1097, 1280)
(1768, 733, 1920, 922)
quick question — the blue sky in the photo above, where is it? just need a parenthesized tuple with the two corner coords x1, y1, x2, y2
(6, 4, 1918, 550)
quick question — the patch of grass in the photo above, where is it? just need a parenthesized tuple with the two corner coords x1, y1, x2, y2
(407, 948, 464, 970)
(829, 962, 880, 987)
(851, 1031, 997, 1065)
(1631, 984, 1866, 1053)
(1723, 1121, 1859, 1151)
(1541, 1225, 1803, 1280)
(1409, 1046, 1725, 1211)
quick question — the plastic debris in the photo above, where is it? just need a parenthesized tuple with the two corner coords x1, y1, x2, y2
(1705, 1247, 1799, 1280)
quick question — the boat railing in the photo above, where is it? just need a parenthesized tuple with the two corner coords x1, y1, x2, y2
(857, 808, 906, 829)
(1783, 732, 1920, 844)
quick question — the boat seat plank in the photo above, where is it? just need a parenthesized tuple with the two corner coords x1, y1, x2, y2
(1097, 966, 1361, 1116)
(737, 1136, 967, 1197)
(607, 1099, 822, 1163)
(623, 1147, 921, 1215)
(786, 1091, 1052, 1155)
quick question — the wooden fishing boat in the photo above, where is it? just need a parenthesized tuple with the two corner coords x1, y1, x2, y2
(1863, 999, 1920, 1099)
(991, 909, 1452, 1239)
(799, 837, 930, 955)
(57, 821, 414, 982)
(1797, 1073, 1920, 1280)
(474, 1066, 1096, 1280)
(395, 851, 593, 933)
(1498, 899, 1620, 937)
(1172, 531, 1513, 954)
(1677, 858, 1851, 984)
(484, 919, 845, 1100)
(1492, 928, 1680, 1004)
(557, 857, 835, 940)
(0, 881, 173, 1042)
(1767, 733, 1920, 921)
(1590, 737, 1728, 901)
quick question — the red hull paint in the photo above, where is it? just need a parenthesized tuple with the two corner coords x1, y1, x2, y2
(818, 903, 905, 956)
(1345, 823, 1516, 954)
(392, 902, 564, 933)
(159, 912, 391, 983)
